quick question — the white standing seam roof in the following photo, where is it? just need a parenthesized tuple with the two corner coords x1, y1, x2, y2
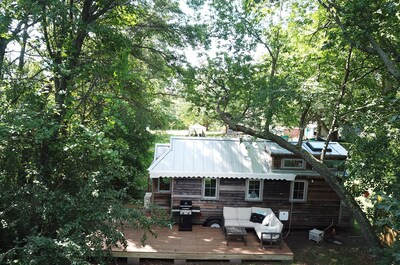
(148, 137, 296, 181)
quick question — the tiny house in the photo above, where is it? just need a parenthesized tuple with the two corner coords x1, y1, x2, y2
(147, 137, 352, 229)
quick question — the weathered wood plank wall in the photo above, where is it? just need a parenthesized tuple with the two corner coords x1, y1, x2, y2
(153, 177, 352, 229)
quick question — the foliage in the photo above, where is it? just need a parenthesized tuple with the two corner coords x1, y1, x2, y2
(183, 0, 399, 248)
(0, 0, 203, 263)
(318, 0, 400, 83)
(345, 102, 400, 263)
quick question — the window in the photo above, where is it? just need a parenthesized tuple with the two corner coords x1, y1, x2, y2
(158, 177, 170, 192)
(282, 159, 305, 169)
(246, 179, 263, 201)
(202, 178, 218, 199)
(290, 180, 308, 202)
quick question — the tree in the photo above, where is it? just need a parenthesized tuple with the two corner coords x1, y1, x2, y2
(318, 0, 400, 83)
(0, 0, 203, 263)
(183, 0, 394, 248)
(317, 2, 400, 259)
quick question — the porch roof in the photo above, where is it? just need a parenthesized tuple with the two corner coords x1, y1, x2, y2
(148, 137, 296, 181)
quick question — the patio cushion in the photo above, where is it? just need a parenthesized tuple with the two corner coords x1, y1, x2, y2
(254, 216, 283, 241)
(251, 207, 273, 216)
(254, 223, 268, 238)
(223, 207, 238, 220)
(254, 223, 267, 230)
(237, 219, 256, 228)
(261, 232, 281, 240)
(237, 207, 252, 220)
(265, 215, 283, 233)
(224, 219, 240, 227)
(261, 212, 275, 226)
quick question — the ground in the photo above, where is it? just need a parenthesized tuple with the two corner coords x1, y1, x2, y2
(113, 226, 377, 265)
(284, 228, 377, 265)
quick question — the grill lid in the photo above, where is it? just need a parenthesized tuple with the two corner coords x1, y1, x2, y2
(179, 200, 192, 208)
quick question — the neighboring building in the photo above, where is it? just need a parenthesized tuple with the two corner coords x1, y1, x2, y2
(147, 137, 351, 229)
(273, 123, 328, 141)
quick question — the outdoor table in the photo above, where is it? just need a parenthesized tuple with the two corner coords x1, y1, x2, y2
(224, 226, 247, 246)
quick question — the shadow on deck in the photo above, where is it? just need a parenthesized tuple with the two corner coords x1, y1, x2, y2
(112, 225, 293, 264)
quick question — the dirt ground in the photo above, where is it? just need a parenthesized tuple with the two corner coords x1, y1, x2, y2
(114, 227, 377, 265)
(283, 227, 377, 265)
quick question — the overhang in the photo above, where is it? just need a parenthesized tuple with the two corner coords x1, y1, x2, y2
(149, 171, 296, 181)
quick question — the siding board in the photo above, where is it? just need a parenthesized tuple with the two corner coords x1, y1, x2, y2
(152, 177, 348, 229)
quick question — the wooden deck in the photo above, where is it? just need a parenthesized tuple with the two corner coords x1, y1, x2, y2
(112, 225, 294, 264)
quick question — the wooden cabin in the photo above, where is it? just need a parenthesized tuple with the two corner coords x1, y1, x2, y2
(147, 137, 352, 230)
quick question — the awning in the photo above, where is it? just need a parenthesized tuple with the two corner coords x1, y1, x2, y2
(149, 171, 296, 181)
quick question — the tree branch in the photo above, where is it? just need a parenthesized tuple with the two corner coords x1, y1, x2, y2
(297, 101, 312, 148)
(367, 34, 400, 83)
(321, 46, 352, 160)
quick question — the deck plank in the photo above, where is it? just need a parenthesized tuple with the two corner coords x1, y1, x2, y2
(112, 225, 293, 262)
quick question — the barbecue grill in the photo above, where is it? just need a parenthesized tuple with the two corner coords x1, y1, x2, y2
(179, 200, 192, 231)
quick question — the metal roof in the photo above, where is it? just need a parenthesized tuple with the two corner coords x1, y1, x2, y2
(265, 141, 348, 157)
(148, 137, 296, 181)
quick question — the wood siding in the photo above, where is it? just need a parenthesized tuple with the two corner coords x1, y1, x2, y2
(151, 179, 171, 210)
(152, 176, 352, 229)
(272, 155, 347, 170)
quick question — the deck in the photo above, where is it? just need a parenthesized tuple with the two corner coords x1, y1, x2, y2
(112, 225, 294, 264)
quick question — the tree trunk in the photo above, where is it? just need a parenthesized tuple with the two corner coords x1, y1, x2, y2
(217, 108, 382, 248)
(0, 39, 6, 79)
(18, 22, 29, 71)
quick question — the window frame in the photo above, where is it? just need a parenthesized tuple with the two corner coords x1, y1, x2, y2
(158, 177, 171, 193)
(245, 179, 264, 201)
(290, 180, 308, 202)
(281, 158, 306, 169)
(202, 178, 219, 200)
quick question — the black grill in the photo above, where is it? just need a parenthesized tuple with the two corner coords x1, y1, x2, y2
(179, 200, 192, 231)
(179, 200, 192, 215)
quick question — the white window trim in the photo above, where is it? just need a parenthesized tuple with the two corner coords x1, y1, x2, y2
(245, 179, 263, 201)
(290, 180, 308, 202)
(202, 178, 219, 200)
(158, 177, 171, 193)
(281, 159, 306, 169)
